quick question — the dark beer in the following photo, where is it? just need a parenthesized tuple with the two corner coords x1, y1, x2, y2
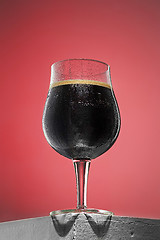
(42, 80, 120, 160)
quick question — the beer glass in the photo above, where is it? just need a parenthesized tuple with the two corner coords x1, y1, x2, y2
(42, 59, 121, 215)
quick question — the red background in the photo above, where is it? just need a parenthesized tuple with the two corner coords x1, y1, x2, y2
(1, 0, 160, 222)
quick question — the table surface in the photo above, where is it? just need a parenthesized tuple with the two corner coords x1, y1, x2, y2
(0, 214, 160, 240)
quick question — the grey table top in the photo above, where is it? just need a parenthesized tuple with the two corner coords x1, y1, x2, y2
(0, 214, 160, 240)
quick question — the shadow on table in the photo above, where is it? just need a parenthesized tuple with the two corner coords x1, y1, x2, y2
(51, 213, 112, 238)
(84, 213, 112, 238)
(51, 213, 79, 237)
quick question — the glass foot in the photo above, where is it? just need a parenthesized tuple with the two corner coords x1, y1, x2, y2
(50, 208, 113, 216)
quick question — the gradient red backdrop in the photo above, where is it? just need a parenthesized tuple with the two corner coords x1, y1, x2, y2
(1, 0, 160, 222)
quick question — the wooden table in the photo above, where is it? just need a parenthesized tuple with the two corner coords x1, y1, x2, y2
(0, 214, 160, 239)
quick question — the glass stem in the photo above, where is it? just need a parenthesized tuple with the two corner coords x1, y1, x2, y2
(73, 159, 91, 209)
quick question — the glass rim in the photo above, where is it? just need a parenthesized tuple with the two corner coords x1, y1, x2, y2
(51, 58, 110, 68)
